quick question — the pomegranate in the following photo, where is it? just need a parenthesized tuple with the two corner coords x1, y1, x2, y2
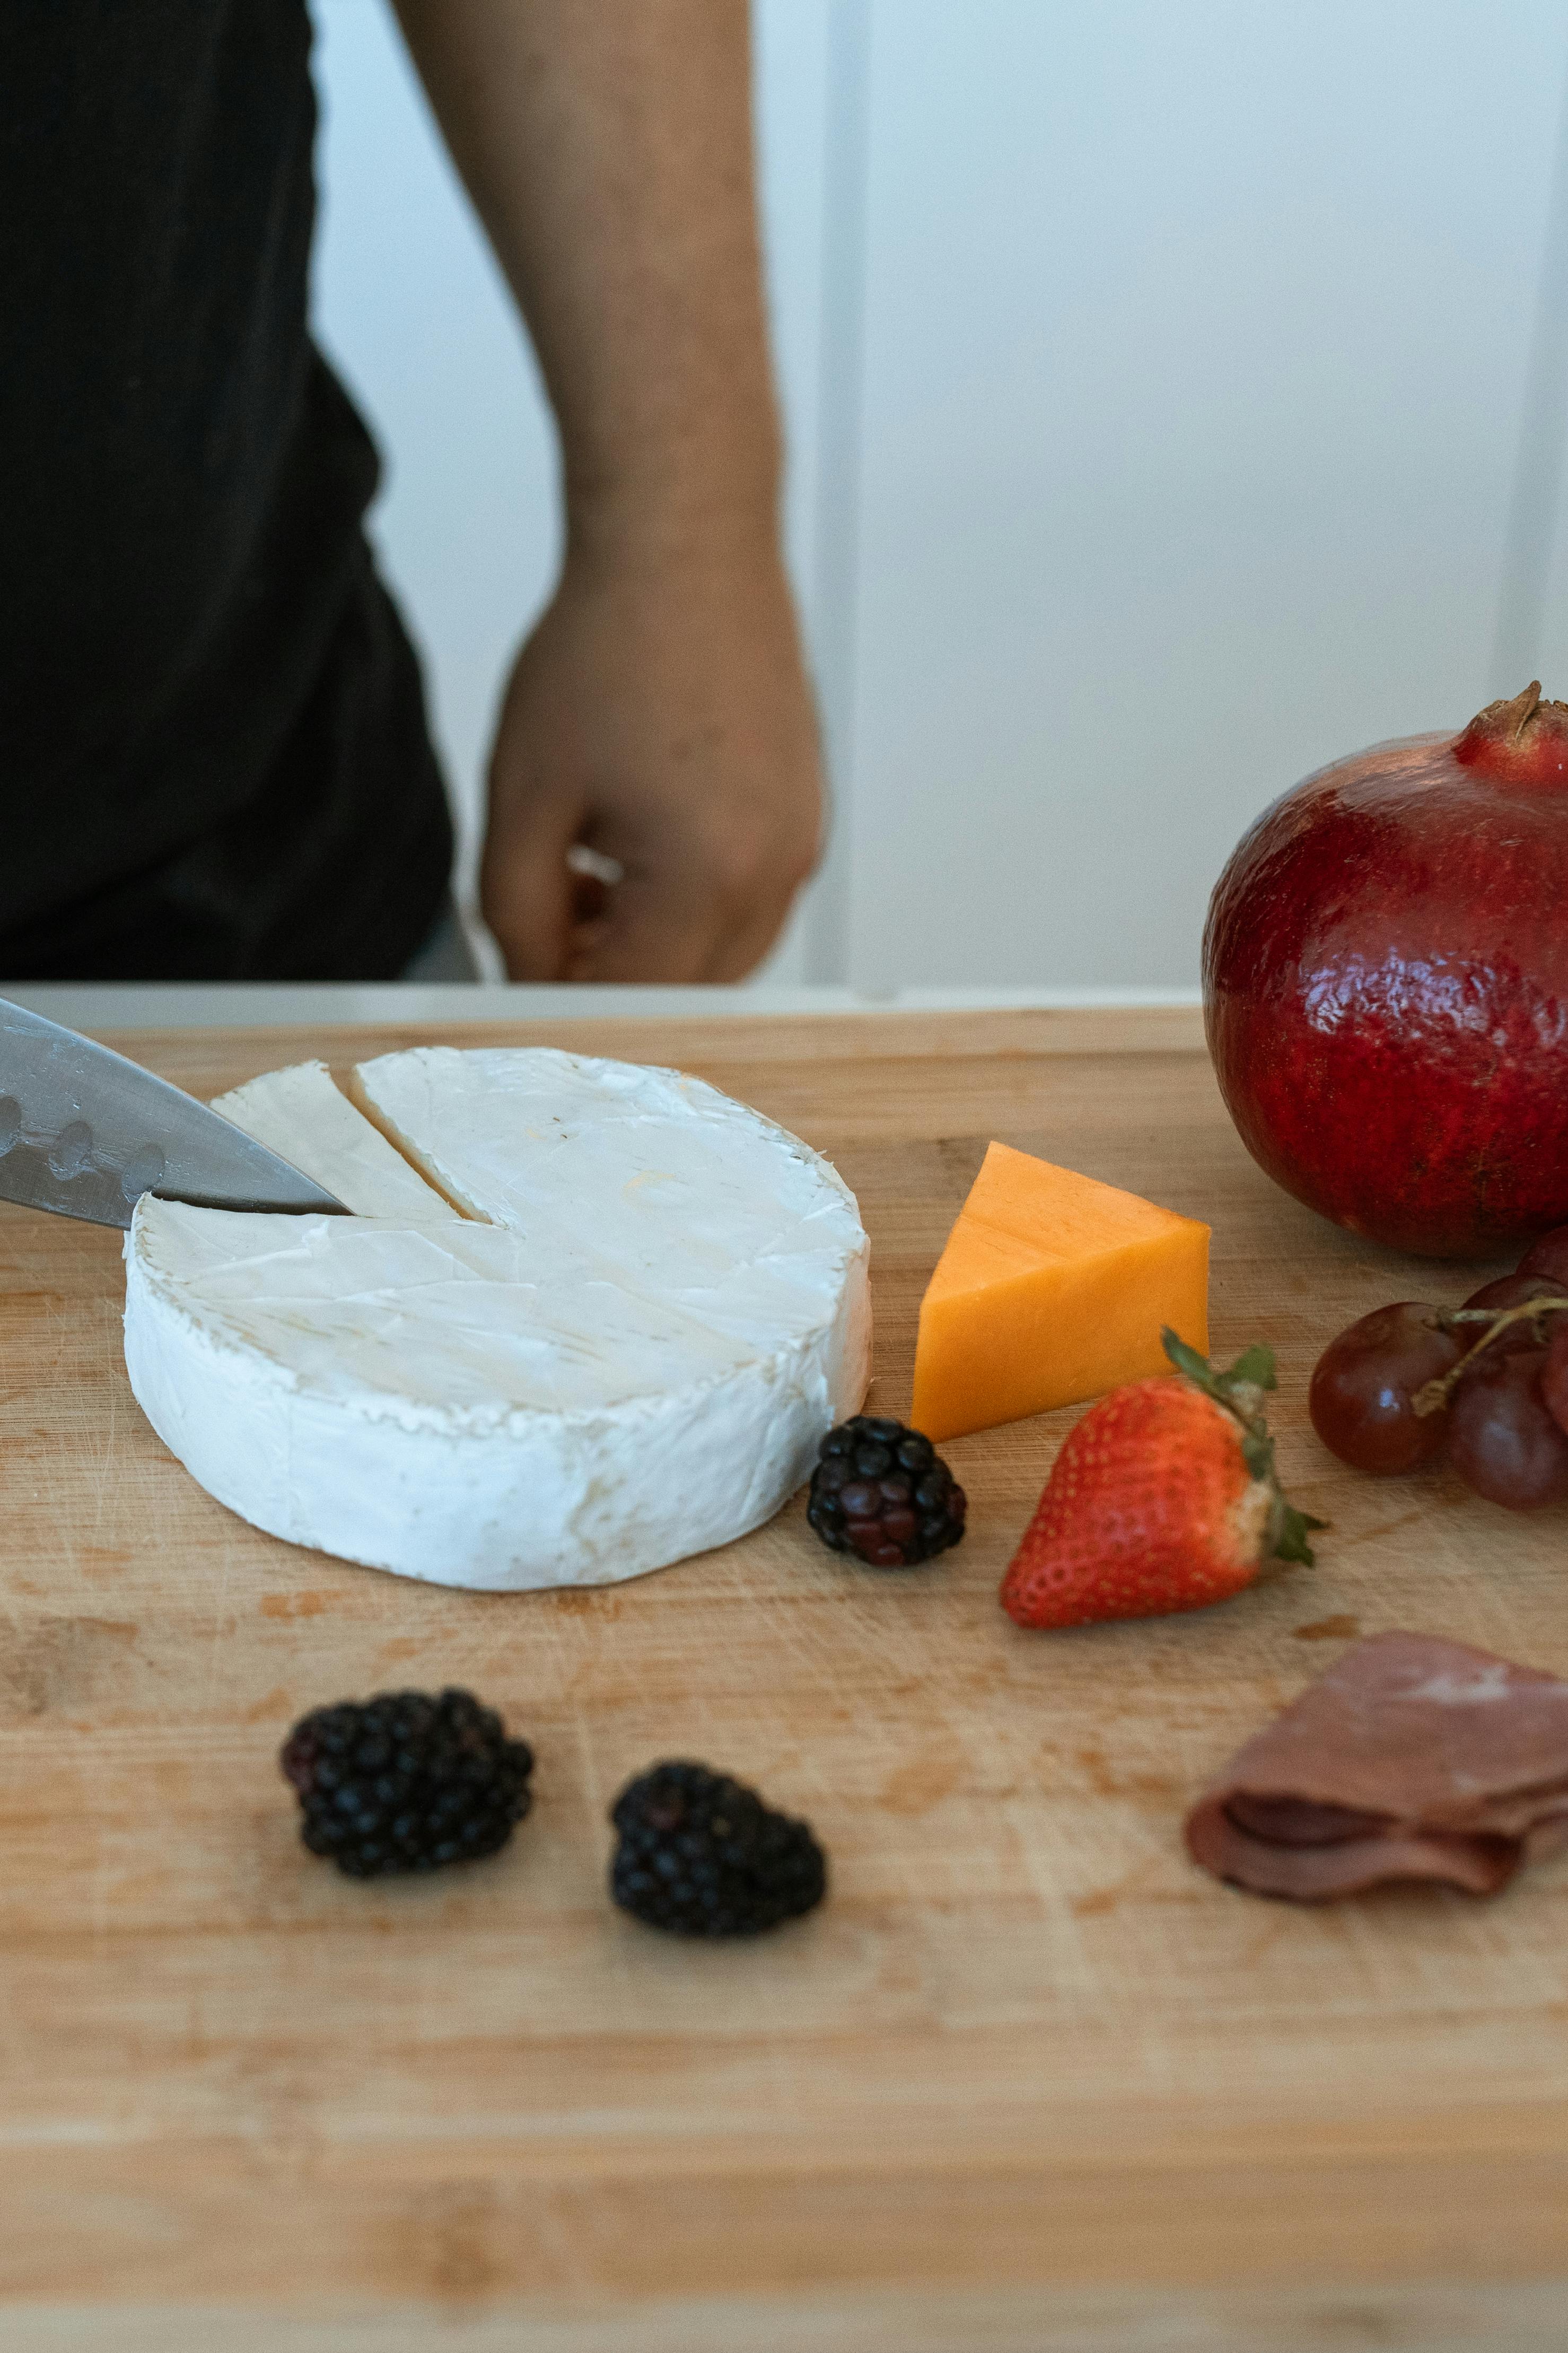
(1204, 682, 1568, 1258)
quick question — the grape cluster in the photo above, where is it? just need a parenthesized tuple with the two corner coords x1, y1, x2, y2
(1309, 1225, 1568, 1511)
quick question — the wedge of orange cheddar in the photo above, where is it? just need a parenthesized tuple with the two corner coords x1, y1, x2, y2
(911, 1141, 1210, 1441)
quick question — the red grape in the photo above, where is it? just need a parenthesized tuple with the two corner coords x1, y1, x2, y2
(1458, 1272, 1568, 1354)
(1448, 1348, 1568, 1510)
(1519, 1225, 1568, 1285)
(1309, 1303, 1464, 1473)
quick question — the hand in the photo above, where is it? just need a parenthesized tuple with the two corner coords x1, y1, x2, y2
(479, 541, 824, 982)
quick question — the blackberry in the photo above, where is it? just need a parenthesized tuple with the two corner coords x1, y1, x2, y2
(279, 1687, 533, 1878)
(610, 1761, 826, 1937)
(807, 1414, 966, 1567)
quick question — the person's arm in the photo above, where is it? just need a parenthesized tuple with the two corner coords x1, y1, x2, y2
(391, 0, 823, 981)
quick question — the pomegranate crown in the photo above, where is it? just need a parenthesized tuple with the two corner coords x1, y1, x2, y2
(1452, 680, 1568, 782)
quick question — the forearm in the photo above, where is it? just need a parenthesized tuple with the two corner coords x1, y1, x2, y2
(391, 0, 781, 567)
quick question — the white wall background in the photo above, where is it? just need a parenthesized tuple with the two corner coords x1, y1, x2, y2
(310, 1, 1568, 993)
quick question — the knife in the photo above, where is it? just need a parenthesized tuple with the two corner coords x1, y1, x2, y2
(0, 997, 347, 1229)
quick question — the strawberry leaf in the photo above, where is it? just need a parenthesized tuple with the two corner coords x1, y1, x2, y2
(1160, 1329, 1214, 1387)
(1241, 1428, 1275, 1481)
(1272, 1505, 1327, 1567)
(1162, 1329, 1277, 1419)
(1161, 1329, 1278, 1404)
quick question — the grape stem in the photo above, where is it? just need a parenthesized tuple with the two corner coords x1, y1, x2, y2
(1411, 1296, 1568, 1416)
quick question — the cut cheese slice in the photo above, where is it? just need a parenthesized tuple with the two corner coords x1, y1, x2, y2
(910, 1141, 1208, 1441)
(123, 1050, 871, 1591)
(213, 1060, 462, 1222)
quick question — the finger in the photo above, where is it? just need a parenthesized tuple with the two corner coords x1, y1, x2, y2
(480, 790, 583, 981)
(565, 864, 730, 982)
(700, 884, 799, 982)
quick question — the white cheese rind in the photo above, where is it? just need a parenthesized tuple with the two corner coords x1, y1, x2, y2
(211, 1060, 459, 1222)
(122, 1051, 871, 1590)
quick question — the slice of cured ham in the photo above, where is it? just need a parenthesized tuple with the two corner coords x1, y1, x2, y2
(1185, 1631, 1568, 1901)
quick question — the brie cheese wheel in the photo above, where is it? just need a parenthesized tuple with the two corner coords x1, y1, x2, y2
(122, 1049, 871, 1591)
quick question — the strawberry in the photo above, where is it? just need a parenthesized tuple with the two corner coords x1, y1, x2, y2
(1000, 1332, 1324, 1630)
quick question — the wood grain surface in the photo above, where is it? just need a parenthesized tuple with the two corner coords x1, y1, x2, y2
(3, 1006, 1566, 2353)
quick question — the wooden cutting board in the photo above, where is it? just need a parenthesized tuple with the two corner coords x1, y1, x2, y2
(3, 1005, 1566, 2353)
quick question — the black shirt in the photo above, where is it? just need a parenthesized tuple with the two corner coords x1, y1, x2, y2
(0, 0, 453, 978)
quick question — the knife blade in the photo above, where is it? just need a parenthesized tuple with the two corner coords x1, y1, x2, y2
(0, 998, 347, 1229)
